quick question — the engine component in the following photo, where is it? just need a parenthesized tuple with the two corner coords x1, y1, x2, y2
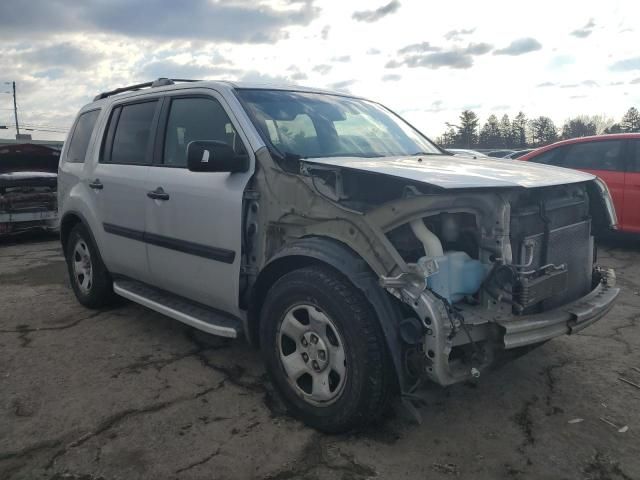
(419, 251, 486, 303)
(440, 213, 460, 242)
(399, 317, 425, 345)
(410, 218, 444, 257)
(514, 264, 568, 309)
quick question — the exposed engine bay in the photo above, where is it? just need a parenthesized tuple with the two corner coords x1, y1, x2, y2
(0, 144, 59, 235)
(0, 172, 58, 235)
(243, 147, 619, 391)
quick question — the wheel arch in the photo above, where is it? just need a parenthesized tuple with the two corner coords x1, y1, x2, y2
(60, 210, 100, 259)
(247, 236, 406, 391)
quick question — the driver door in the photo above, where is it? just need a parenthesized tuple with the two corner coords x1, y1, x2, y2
(144, 92, 253, 316)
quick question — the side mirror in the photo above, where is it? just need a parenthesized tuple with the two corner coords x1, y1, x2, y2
(187, 140, 249, 173)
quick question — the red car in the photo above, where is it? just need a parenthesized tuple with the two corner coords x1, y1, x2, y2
(520, 133, 640, 233)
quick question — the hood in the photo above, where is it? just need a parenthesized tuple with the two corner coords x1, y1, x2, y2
(0, 171, 57, 189)
(303, 154, 594, 189)
(0, 171, 57, 180)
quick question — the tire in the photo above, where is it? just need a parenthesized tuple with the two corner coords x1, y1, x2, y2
(260, 265, 392, 433)
(65, 223, 116, 308)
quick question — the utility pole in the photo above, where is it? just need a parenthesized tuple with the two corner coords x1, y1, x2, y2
(12, 81, 19, 135)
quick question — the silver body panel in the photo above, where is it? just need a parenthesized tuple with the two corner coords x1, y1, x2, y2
(305, 154, 595, 189)
(58, 82, 261, 318)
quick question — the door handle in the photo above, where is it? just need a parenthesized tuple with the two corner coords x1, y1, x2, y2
(147, 187, 170, 201)
(89, 179, 103, 190)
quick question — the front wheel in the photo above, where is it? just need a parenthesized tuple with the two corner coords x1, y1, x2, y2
(260, 265, 393, 432)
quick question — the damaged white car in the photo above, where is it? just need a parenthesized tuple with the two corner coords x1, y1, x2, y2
(0, 144, 59, 236)
(59, 80, 619, 432)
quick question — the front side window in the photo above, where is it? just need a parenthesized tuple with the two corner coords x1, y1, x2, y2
(109, 101, 157, 165)
(237, 89, 441, 159)
(66, 109, 100, 163)
(163, 97, 245, 167)
(561, 140, 623, 171)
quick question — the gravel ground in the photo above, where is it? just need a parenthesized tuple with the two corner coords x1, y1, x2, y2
(1, 232, 639, 480)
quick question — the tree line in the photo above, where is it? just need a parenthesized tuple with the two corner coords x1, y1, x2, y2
(436, 107, 640, 150)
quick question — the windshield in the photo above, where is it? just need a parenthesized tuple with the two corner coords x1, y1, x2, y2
(236, 89, 441, 159)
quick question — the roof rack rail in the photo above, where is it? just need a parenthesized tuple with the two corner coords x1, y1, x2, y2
(93, 78, 201, 101)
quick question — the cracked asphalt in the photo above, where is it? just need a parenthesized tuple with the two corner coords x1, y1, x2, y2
(1, 233, 639, 480)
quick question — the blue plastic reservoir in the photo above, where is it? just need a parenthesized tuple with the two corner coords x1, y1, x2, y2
(420, 251, 486, 304)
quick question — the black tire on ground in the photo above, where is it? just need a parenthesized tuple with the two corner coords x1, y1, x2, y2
(260, 265, 393, 433)
(65, 223, 116, 309)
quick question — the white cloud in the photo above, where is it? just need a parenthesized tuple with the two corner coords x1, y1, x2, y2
(1, 0, 639, 141)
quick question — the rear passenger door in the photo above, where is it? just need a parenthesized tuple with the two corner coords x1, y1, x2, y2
(558, 140, 626, 226)
(624, 139, 640, 232)
(91, 99, 160, 282)
(144, 92, 253, 316)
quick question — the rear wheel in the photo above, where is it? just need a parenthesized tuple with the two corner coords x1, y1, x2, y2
(65, 223, 116, 308)
(260, 265, 392, 432)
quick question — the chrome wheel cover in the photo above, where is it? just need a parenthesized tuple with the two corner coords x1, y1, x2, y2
(72, 239, 93, 294)
(277, 303, 347, 406)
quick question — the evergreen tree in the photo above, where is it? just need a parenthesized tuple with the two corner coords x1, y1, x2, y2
(499, 114, 512, 148)
(457, 110, 479, 148)
(561, 117, 597, 139)
(479, 114, 501, 148)
(529, 116, 558, 146)
(621, 107, 640, 132)
(511, 112, 528, 148)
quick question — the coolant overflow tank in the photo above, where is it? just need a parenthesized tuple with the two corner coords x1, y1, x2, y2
(418, 252, 486, 303)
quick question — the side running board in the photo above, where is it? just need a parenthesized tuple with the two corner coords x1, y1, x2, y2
(113, 279, 242, 338)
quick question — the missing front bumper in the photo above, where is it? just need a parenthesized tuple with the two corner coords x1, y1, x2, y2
(408, 268, 618, 387)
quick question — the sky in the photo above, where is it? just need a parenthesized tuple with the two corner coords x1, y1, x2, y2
(0, 0, 639, 141)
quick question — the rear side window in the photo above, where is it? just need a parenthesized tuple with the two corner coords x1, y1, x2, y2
(66, 110, 100, 163)
(105, 101, 158, 165)
(561, 140, 623, 171)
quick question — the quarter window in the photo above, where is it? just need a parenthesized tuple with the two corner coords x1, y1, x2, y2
(66, 110, 100, 163)
(163, 97, 245, 167)
(632, 140, 640, 172)
(108, 101, 158, 165)
(561, 140, 623, 171)
(530, 146, 566, 166)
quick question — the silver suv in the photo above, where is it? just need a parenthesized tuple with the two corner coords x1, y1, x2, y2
(59, 78, 619, 432)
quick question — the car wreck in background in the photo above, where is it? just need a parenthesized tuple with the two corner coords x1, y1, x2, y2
(0, 143, 59, 235)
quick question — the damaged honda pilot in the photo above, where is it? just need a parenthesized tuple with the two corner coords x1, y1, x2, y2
(59, 79, 619, 432)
